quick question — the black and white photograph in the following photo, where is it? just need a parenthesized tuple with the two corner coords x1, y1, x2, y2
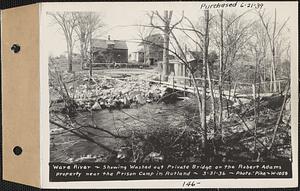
(40, 1, 298, 188)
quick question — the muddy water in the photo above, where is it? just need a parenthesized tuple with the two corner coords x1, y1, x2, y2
(50, 99, 200, 163)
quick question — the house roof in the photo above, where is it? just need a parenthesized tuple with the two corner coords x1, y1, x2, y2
(132, 46, 144, 53)
(139, 33, 164, 46)
(91, 39, 128, 50)
(188, 51, 203, 61)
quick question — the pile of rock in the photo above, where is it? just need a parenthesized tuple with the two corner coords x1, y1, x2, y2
(73, 78, 167, 111)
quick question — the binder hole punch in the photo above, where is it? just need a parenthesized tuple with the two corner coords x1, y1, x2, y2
(11, 44, 21, 53)
(13, 146, 23, 156)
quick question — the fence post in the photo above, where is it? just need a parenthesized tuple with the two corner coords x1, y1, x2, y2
(278, 81, 281, 92)
(189, 75, 192, 87)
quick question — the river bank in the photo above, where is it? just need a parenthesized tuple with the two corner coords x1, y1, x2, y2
(49, 71, 291, 163)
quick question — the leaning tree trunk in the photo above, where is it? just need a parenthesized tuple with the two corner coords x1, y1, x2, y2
(269, 81, 290, 150)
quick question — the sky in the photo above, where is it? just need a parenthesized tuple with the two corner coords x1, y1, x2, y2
(44, 1, 296, 57)
(46, 2, 202, 56)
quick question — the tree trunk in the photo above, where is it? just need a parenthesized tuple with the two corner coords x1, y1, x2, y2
(89, 53, 93, 78)
(201, 10, 209, 152)
(271, 49, 277, 92)
(143, 45, 147, 65)
(269, 62, 273, 91)
(89, 34, 93, 79)
(227, 74, 231, 118)
(218, 10, 224, 138)
(207, 62, 216, 134)
(253, 58, 258, 152)
(80, 40, 85, 69)
(162, 11, 171, 82)
(79, 32, 86, 70)
(67, 43, 73, 73)
(162, 33, 170, 81)
(263, 61, 266, 92)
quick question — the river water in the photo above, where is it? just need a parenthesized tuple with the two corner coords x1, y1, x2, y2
(50, 98, 206, 163)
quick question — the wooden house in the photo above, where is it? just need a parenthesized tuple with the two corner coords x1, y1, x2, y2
(133, 33, 164, 65)
(91, 36, 128, 63)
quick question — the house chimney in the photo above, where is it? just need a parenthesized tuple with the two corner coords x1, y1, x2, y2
(108, 35, 111, 40)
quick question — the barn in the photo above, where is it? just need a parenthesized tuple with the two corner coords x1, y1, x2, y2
(91, 36, 128, 63)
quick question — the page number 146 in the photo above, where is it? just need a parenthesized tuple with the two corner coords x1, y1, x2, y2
(182, 181, 201, 187)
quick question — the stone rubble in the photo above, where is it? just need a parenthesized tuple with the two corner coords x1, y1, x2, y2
(67, 73, 168, 111)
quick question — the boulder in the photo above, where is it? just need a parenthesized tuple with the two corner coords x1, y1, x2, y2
(130, 102, 138, 109)
(143, 152, 164, 162)
(129, 91, 141, 100)
(122, 96, 130, 106)
(91, 101, 102, 110)
(136, 94, 146, 104)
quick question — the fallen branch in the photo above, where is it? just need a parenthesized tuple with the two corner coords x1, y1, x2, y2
(63, 115, 130, 139)
(235, 113, 269, 150)
(50, 119, 117, 154)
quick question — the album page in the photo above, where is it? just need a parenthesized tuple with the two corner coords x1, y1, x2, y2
(40, 1, 298, 188)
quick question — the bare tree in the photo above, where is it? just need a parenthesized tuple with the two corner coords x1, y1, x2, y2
(168, 12, 214, 154)
(138, 20, 206, 153)
(218, 10, 224, 138)
(207, 55, 217, 134)
(179, 15, 218, 135)
(201, 10, 209, 153)
(74, 12, 104, 70)
(149, 10, 184, 81)
(247, 22, 268, 152)
(274, 33, 291, 80)
(257, 8, 290, 92)
(136, 22, 156, 65)
(210, 10, 254, 137)
(49, 12, 78, 72)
